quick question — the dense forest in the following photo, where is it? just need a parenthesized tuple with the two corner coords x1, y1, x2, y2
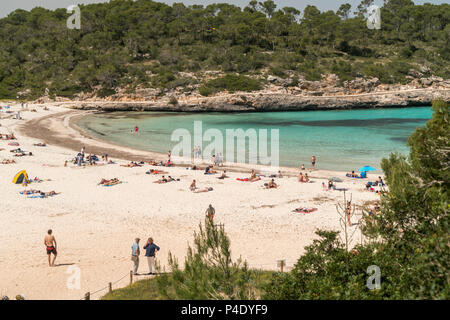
(0, 0, 449, 99)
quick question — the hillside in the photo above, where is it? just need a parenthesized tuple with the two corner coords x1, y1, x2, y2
(0, 0, 449, 101)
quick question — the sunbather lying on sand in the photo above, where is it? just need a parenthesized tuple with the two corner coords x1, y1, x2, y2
(187, 165, 202, 170)
(14, 151, 33, 157)
(347, 170, 359, 178)
(8, 142, 19, 146)
(269, 171, 283, 178)
(154, 176, 169, 183)
(146, 169, 168, 175)
(28, 191, 58, 198)
(0, 133, 16, 140)
(1, 159, 16, 164)
(150, 160, 171, 166)
(194, 187, 214, 193)
(98, 178, 121, 186)
(264, 179, 279, 189)
(121, 161, 142, 167)
(20, 189, 41, 195)
(345, 171, 366, 178)
(34, 143, 46, 147)
(292, 207, 318, 214)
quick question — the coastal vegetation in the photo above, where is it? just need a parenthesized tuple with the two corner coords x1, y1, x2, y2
(0, 0, 449, 99)
(103, 99, 449, 300)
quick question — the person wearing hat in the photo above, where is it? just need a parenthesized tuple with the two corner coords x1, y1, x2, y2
(131, 238, 140, 275)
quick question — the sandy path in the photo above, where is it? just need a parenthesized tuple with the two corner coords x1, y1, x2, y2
(0, 103, 381, 300)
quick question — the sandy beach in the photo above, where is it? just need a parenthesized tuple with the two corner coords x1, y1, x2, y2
(0, 103, 382, 300)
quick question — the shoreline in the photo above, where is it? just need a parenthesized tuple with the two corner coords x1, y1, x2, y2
(19, 108, 366, 178)
(1, 103, 383, 300)
(40, 87, 449, 112)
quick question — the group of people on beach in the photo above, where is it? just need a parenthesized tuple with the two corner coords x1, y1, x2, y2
(0, 133, 16, 140)
(131, 237, 160, 275)
(44, 227, 161, 276)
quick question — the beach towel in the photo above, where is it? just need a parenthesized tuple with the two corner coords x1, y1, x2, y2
(20, 191, 37, 195)
(236, 178, 249, 181)
(100, 180, 123, 187)
(27, 193, 57, 198)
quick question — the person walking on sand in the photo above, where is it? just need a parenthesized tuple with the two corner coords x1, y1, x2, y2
(205, 204, 215, 220)
(44, 229, 57, 267)
(131, 238, 140, 275)
(143, 238, 160, 275)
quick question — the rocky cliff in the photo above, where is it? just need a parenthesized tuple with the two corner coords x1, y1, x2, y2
(46, 74, 450, 112)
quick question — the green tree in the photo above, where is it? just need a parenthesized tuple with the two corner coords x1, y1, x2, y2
(259, 0, 277, 19)
(264, 99, 450, 299)
(156, 219, 258, 299)
(337, 3, 352, 20)
(355, 0, 374, 18)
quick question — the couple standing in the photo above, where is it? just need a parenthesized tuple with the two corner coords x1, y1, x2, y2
(131, 237, 160, 275)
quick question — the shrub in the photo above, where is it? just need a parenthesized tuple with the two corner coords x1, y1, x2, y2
(168, 96, 178, 105)
(199, 74, 261, 96)
(156, 219, 259, 299)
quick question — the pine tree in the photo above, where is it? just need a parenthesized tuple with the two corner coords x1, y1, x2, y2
(156, 218, 258, 299)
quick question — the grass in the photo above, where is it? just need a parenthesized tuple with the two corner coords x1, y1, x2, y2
(102, 270, 276, 300)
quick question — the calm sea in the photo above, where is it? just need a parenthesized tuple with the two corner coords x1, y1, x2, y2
(77, 107, 432, 171)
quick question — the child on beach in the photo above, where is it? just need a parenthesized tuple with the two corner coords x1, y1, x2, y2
(190, 179, 197, 191)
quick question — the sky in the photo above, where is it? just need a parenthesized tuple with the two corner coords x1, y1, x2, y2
(1, 0, 447, 18)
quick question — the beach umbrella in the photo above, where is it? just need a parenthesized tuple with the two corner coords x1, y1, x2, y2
(330, 177, 343, 182)
(358, 166, 376, 172)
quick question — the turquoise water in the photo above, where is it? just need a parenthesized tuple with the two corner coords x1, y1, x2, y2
(77, 107, 432, 171)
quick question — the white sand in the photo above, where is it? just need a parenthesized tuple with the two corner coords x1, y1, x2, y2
(0, 103, 382, 300)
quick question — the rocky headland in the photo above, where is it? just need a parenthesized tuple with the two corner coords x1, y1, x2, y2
(40, 73, 450, 112)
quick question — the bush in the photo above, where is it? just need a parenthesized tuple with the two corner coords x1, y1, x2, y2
(156, 219, 260, 299)
(199, 74, 262, 96)
(263, 99, 450, 300)
(168, 96, 178, 105)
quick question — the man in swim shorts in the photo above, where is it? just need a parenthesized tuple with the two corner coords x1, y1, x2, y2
(206, 204, 215, 220)
(44, 229, 57, 267)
